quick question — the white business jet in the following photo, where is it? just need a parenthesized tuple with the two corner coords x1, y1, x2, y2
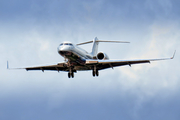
(8, 37, 175, 78)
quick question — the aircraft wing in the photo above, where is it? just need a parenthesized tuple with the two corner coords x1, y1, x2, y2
(7, 51, 175, 72)
(86, 51, 175, 70)
(7, 62, 69, 72)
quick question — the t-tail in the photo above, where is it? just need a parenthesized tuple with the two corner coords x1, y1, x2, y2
(77, 37, 130, 57)
(91, 37, 99, 56)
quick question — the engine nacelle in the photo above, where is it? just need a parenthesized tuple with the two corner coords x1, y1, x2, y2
(97, 52, 109, 60)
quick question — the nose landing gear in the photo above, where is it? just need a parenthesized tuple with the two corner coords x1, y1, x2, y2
(68, 67, 75, 78)
(68, 72, 74, 78)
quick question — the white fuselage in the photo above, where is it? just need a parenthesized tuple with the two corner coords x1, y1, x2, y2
(57, 42, 93, 61)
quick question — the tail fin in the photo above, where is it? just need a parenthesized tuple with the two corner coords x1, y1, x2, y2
(91, 37, 99, 56)
(77, 37, 130, 56)
(76, 37, 100, 56)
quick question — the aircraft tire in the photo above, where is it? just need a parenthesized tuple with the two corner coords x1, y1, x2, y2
(92, 71, 95, 77)
(68, 72, 71, 78)
(96, 70, 99, 76)
(71, 72, 74, 78)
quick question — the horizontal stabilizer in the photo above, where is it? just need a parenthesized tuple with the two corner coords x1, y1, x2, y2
(76, 41, 93, 45)
(77, 40, 130, 45)
(96, 40, 130, 43)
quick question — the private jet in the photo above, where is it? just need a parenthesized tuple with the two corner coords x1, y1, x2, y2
(8, 37, 175, 78)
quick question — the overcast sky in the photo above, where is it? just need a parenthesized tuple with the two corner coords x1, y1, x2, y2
(0, 0, 180, 120)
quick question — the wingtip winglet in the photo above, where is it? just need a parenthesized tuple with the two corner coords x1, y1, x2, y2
(7, 61, 9, 69)
(171, 50, 176, 59)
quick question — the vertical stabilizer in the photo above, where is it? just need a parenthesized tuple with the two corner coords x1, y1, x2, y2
(91, 37, 99, 56)
(76, 37, 130, 57)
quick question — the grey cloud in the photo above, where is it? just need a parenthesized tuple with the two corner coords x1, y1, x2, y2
(1, 81, 180, 120)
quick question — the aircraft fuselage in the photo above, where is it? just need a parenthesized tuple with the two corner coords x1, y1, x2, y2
(58, 42, 93, 66)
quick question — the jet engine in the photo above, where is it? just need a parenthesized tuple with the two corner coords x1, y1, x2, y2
(97, 52, 109, 60)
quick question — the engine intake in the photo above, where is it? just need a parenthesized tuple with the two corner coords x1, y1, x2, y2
(97, 52, 109, 60)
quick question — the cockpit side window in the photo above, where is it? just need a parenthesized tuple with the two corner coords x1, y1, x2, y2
(60, 43, 63, 46)
(69, 43, 73, 46)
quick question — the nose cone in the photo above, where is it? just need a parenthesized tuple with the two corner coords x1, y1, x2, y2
(58, 45, 74, 56)
(58, 45, 70, 51)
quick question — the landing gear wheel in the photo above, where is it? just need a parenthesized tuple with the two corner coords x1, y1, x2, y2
(71, 72, 74, 78)
(93, 71, 95, 77)
(68, 73, 71, 78)
(68, 72, 74, 78)
(96, 70, 99, 76)
(92, 66, 99, 77)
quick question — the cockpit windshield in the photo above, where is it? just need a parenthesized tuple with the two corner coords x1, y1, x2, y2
(60, 43, 73, 46)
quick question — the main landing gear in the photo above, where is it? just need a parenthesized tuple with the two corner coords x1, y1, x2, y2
(92, 70, 99, 77)
(67, 66, 99, 78)
(92, 66, 99, 77)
